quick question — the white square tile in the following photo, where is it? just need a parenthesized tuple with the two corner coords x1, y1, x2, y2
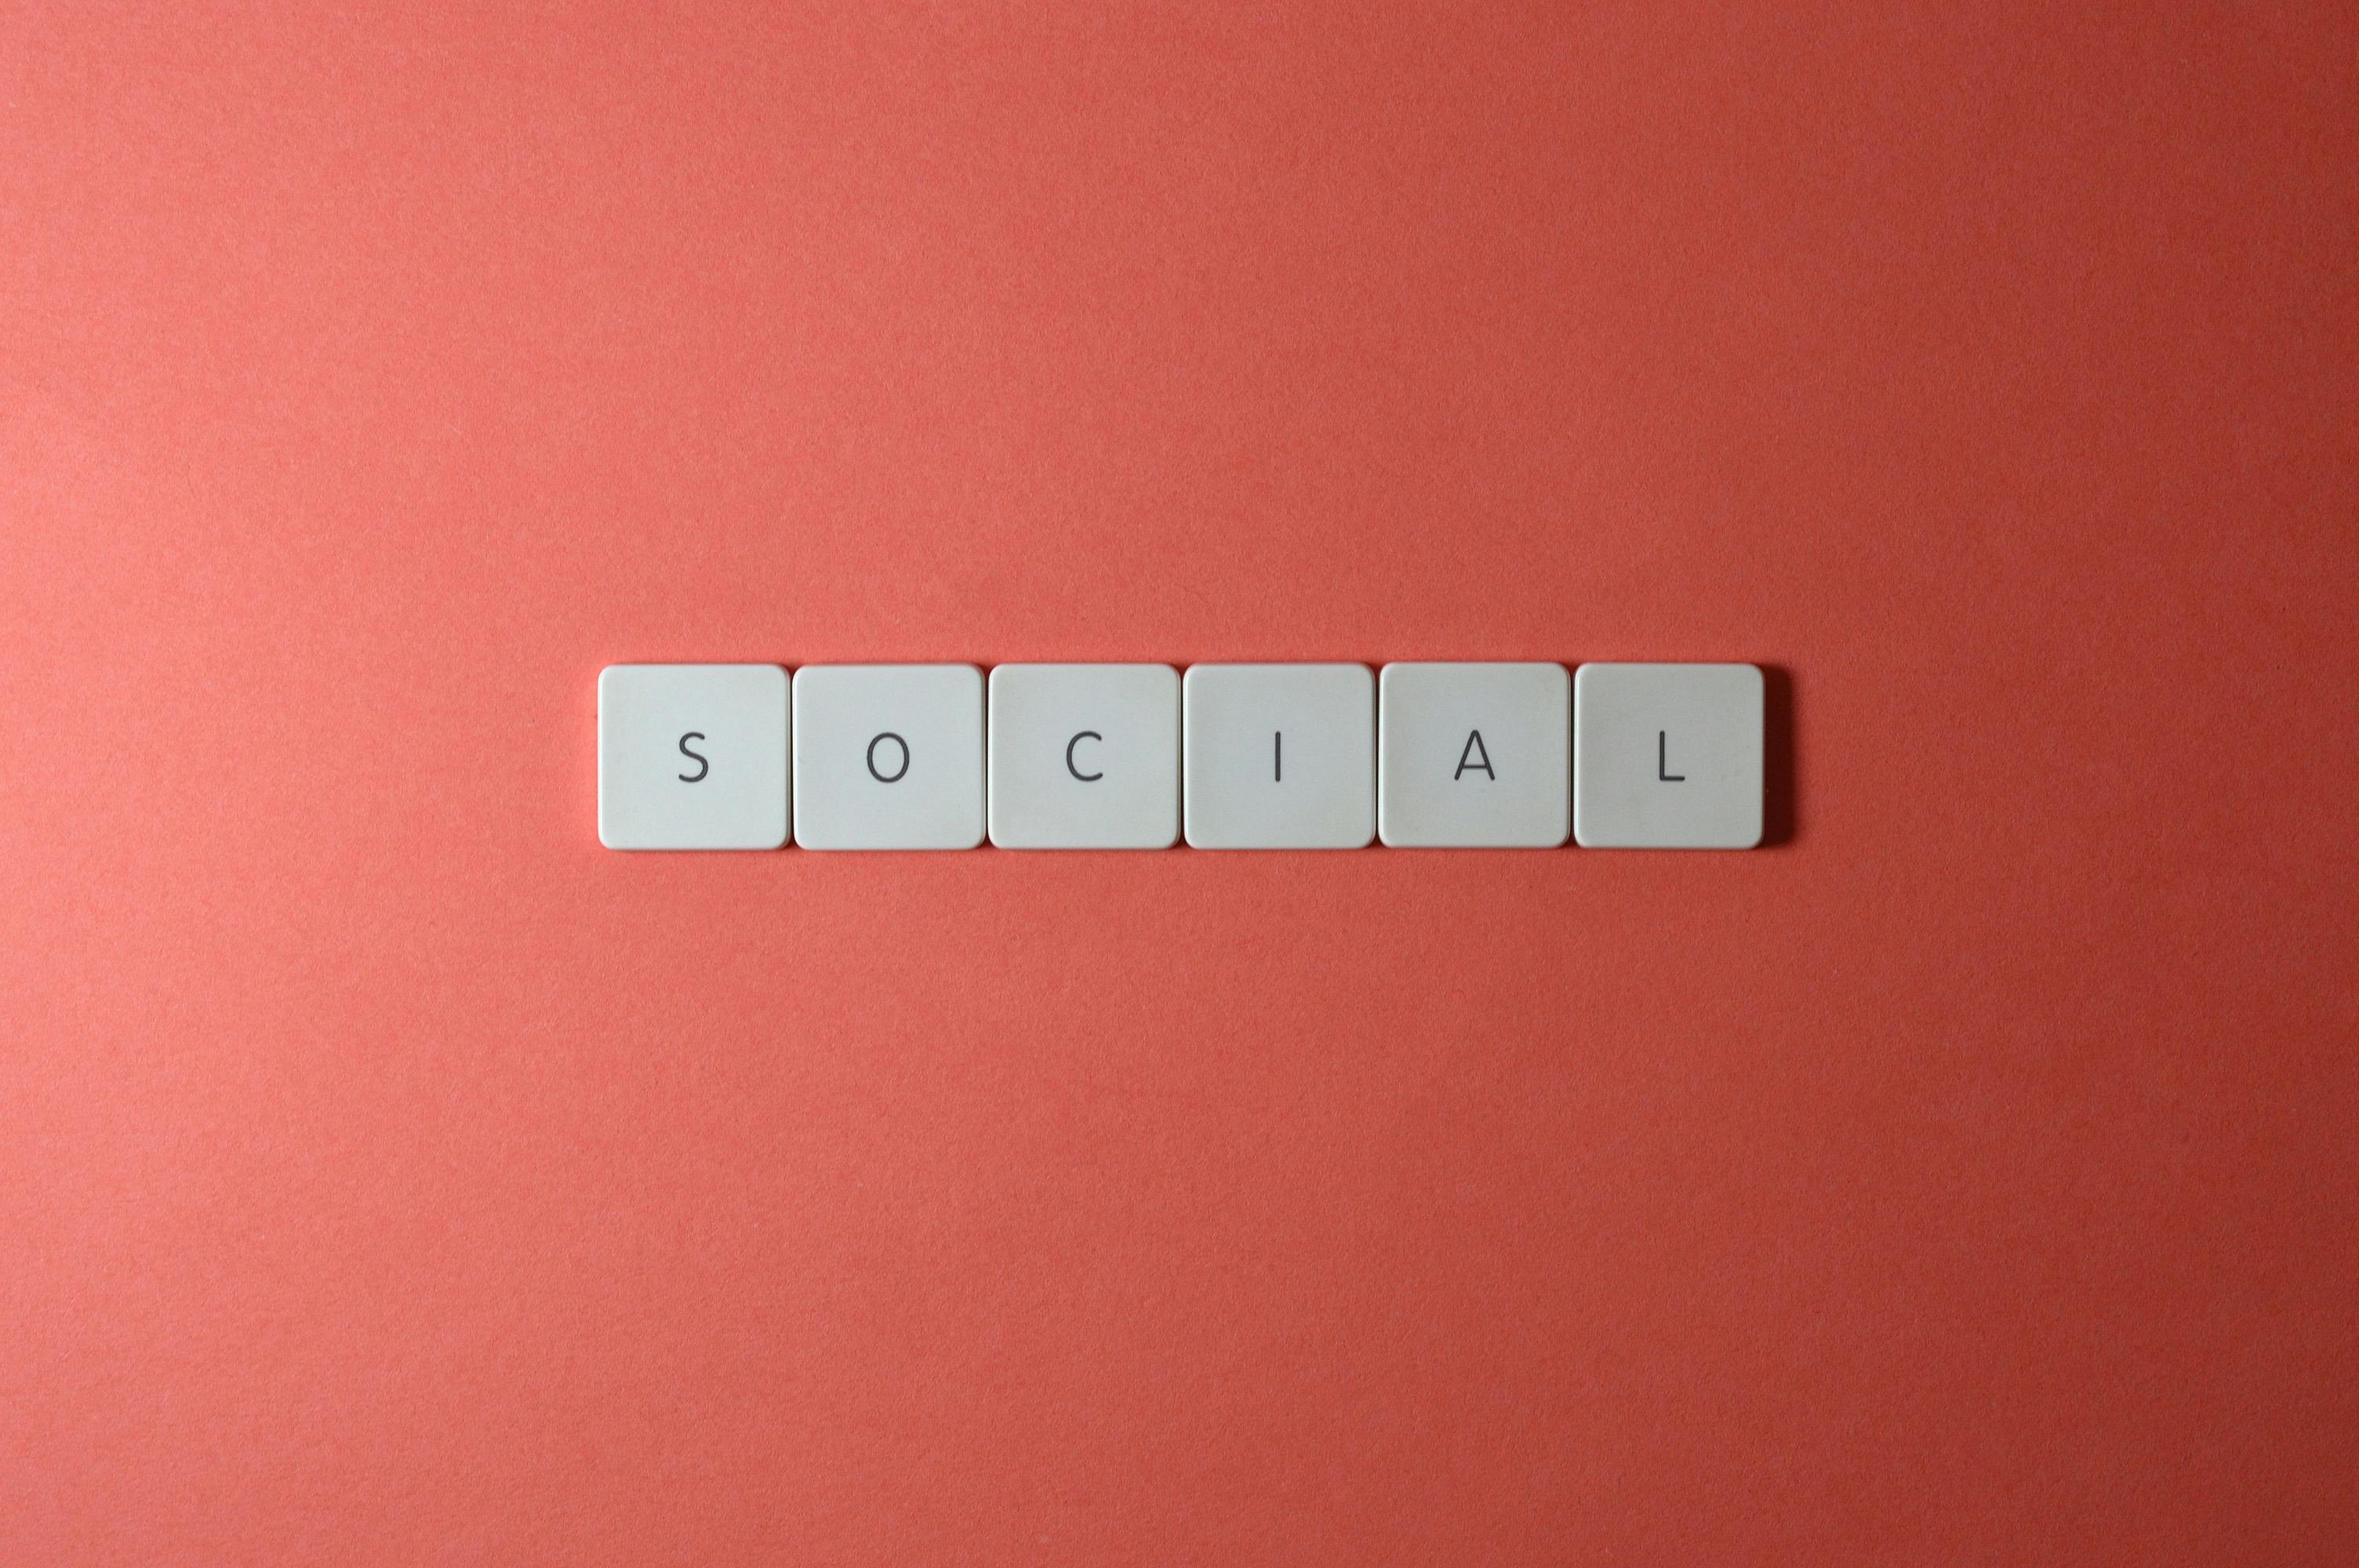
(598, 663, 790, 850)
(792, 664, 985, 850)
(1183, 663, 1375, 849)
(1573, 662, 1764, 849)
(987, 664, 1180, 849)
(1378, 662, 1569, 848)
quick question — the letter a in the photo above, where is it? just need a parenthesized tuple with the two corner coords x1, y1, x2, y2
(1454, 729, 1495, 780)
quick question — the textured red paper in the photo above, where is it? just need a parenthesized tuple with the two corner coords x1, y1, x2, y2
(3, 5, 2354, 1563)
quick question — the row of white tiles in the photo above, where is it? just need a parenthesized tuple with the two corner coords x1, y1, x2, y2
(598, 662, 1765, 851)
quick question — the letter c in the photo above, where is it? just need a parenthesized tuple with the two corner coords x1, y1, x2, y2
(867, 732, 910, 783)
(1066, 730, 1104, 782)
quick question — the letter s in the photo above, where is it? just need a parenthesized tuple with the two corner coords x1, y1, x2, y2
(677, 731, 709, 783)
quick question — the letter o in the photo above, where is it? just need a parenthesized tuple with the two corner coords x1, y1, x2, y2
(867, 731, 910, 783)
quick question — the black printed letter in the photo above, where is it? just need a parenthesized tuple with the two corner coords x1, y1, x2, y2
(677, 731, 709, 783)
(867, 732, 910, 783)
(1657, 730, 1685, 782)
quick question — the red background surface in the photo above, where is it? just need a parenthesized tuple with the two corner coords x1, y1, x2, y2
(5, 4, 2356, 1563)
